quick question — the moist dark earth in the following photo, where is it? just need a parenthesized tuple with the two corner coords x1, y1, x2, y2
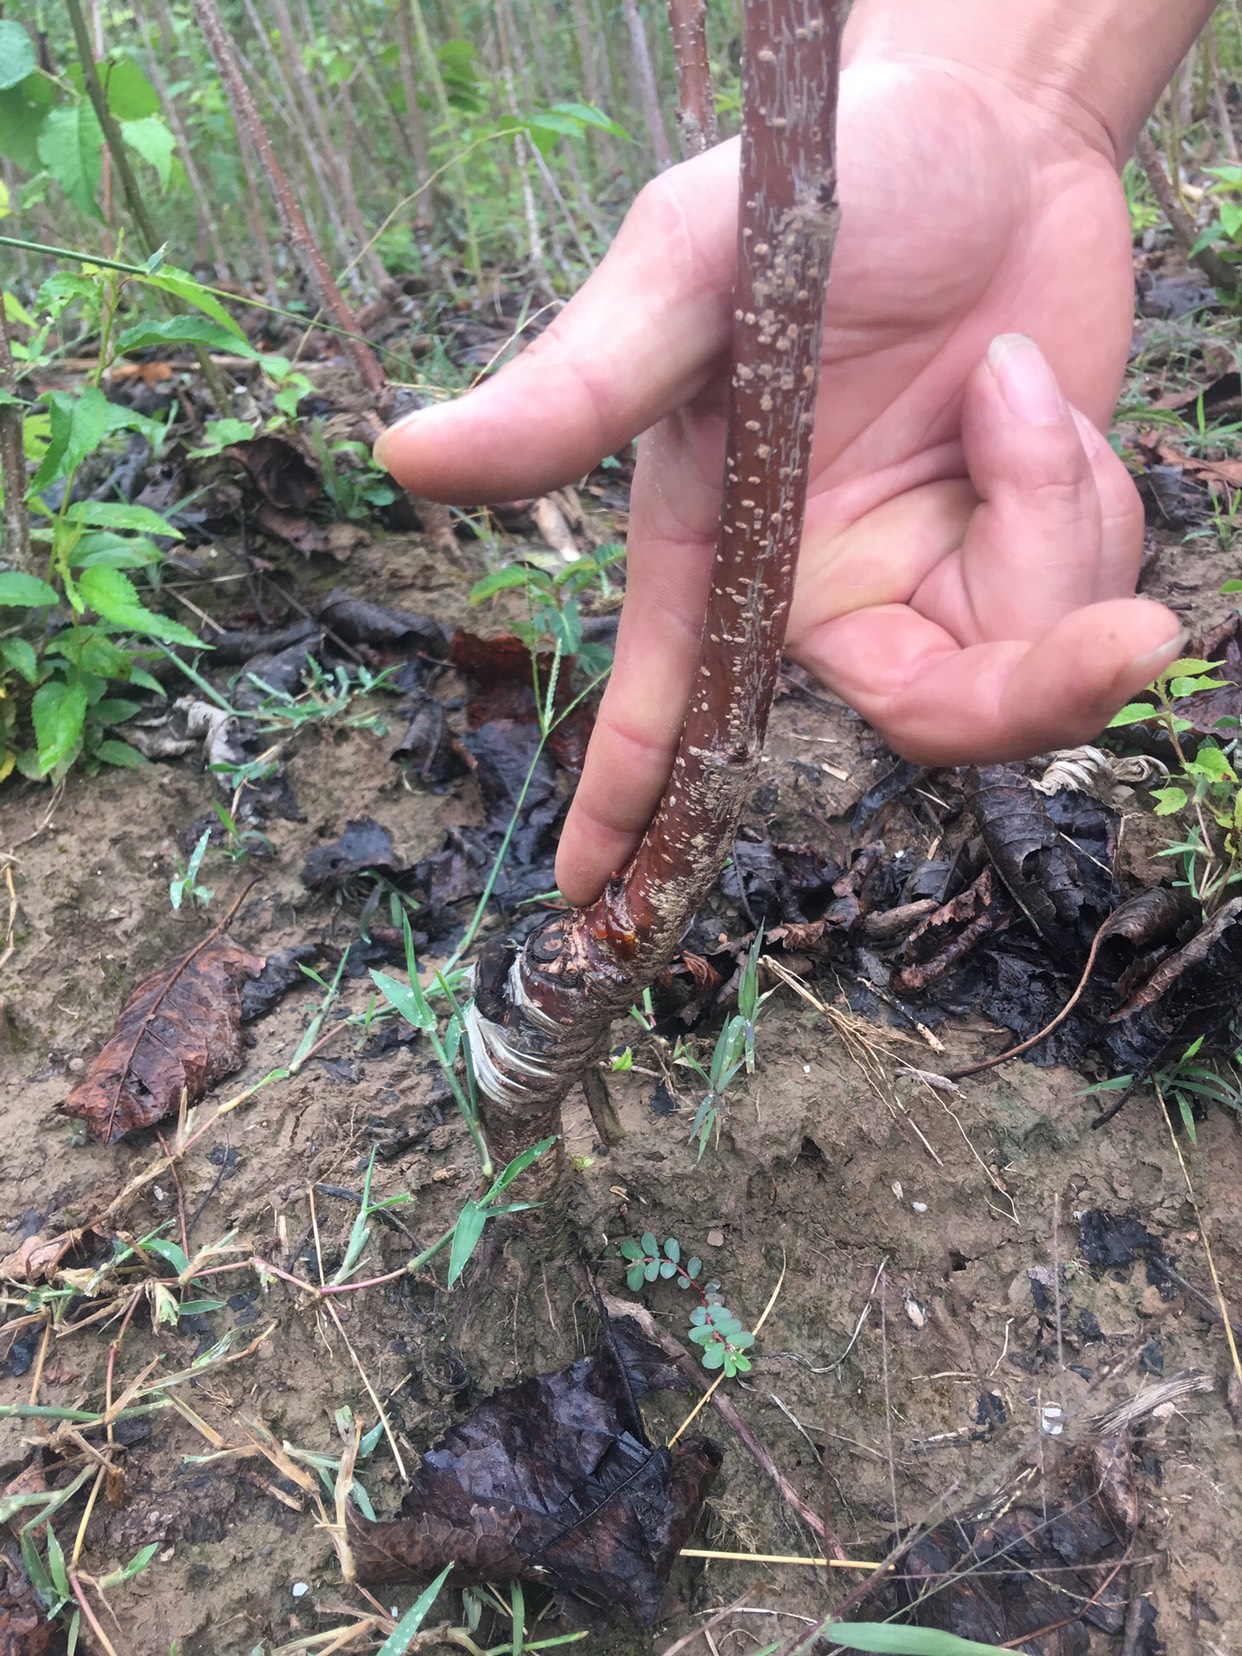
(4, 281, 1242, 1653)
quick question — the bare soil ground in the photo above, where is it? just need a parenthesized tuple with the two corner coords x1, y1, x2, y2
(5, 350, 1242, 1656)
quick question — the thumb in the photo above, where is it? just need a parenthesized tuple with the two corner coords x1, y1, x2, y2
(949, 332, 1143, 641)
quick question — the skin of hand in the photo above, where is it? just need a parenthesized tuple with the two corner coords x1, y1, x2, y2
(375, 52, 1187, 907)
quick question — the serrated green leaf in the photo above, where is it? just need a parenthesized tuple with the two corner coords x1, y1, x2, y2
(77, 566, 200, 645)
(0, 20, 35, 90)
(1152, 786, 1189, 816)
(0, 570, 57, 607)
(95, 738, 146, 769)
(30, 384, 157, 498)
(1163, 657, 1219, 678)
(626, 1264, 645, 1291)
(1, 637, 38, 683)
(67, 499, 181, 538)
(32, 678, 86, 774)
(617, 1238, 644, 1260)
(469, 565, 534, 603)
(37, 101, 105, 218)
(1106, 702, 1156, 728)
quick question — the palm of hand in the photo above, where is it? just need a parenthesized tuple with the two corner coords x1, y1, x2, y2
(376, 60, 1181, 903)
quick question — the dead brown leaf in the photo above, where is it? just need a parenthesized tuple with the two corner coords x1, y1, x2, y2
(60, 936, 264, 1144)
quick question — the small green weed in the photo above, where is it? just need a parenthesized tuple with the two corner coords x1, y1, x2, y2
(469, 542, 624, 679)
(1109, 653, 1242, 910)
(617, 1232, 755, 1377)
(168, 824, 213, 910)
(678, 930, 771, 1158)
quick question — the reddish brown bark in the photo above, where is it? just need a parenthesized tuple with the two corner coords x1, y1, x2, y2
(666, 0, 717, 156)
(465, 0, 842, 1176)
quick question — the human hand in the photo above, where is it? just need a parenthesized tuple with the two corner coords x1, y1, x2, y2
(375, 55, 1184, 906)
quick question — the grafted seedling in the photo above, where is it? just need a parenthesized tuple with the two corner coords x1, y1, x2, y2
(464, 0, 843, 1190)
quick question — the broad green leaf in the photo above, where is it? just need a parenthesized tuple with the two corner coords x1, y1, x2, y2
(550, 100, 632, 141)
(0, 571, 57, 606)
(72, 531, 163, 570)
(120, 115, 175, 188)
(37, 102, 105, 219)
(96, 739, 146, 768)
(1, 290, 35, 328)
(371, 968, 436, 1033)
(77, 565, 200, 645)
(30, 384, 156, 497)
(139, 268, 246, 340)
(186, 417, 258, 456)
(0, 73, 55, 172)
(617, 1238, 644, 1260)
(32, 678, 87, 774)
(818, 1626, 1010, 1655)
(115, 314, 261, 357)
(142, 1236, 190, 1274)
(101, 59, 159, 120)
(377, 1565, 452, 1655)
(447, 1200, 486, 1286)
(1163, 657, 1219, 678)
(93, 696, 143, 725)
(0, 20, 34, 90)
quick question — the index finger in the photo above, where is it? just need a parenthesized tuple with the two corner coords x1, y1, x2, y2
(373, 143, 740, 502)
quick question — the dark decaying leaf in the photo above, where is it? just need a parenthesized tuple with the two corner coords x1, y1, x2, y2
(349, 1335, 722, 1627)
(301, 818, 405, 889)
(391, 695, 467, 784)
(60, 937, 264, 1143)
(240, 943, 323, 1020)
(0, 1543, 54, 1656)
(448, 628, 594, 772)
(891, 867, 1014, 996)
(320, 589, 447, 659)
(966, 766, 1117, 957)
(1102, 894, 1242, 1076)
(874, 1443, 1141, 1655)
(224, 434, 322, 510)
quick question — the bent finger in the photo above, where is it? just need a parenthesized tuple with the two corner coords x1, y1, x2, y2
(793, 596, 1185, 764)
(555, 408, 726, 905)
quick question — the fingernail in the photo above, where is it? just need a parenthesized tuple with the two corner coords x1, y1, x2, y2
(372, 411, 420, 471)
(1071, 407, 1104, 458)
(1125, 624, 1189, 685)
(988, 334, 1065, 426)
